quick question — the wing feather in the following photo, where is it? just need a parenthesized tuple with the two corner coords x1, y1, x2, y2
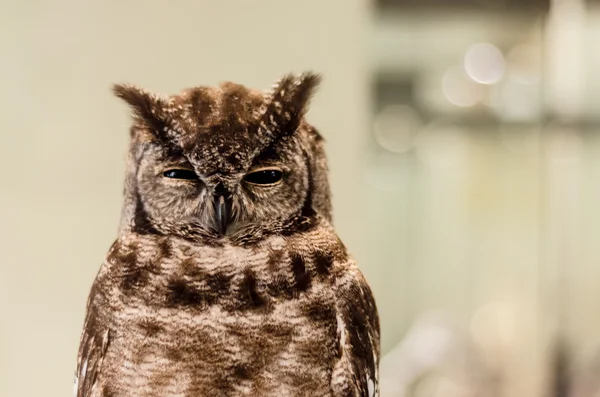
(332, 264, 380, 397)
(75, 294, 110, 397)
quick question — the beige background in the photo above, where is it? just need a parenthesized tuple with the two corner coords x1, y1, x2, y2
(0, 2, 371, 396)
(6, 1, 600, 397)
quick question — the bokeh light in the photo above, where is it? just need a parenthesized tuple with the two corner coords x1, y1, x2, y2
(442, 67, 486, 108)
(489, 76, 542, 121)
(415, 70, 461, 113)
(373, 105, 423, 153)
(464, 43, 506, 85)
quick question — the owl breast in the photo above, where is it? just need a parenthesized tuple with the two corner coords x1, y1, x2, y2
(88, 227, 347, 397)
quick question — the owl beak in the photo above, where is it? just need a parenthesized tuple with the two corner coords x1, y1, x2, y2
(214, 194, 231, 235)
(212, 181, 233, 235)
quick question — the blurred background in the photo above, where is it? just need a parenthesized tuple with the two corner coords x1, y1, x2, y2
(1, 0, 599, 396)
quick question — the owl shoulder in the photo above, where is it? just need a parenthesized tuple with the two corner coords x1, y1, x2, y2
(330, 255, 380, 397)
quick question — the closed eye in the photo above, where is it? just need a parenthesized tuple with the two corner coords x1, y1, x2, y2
(244, 168, 284, 186)
(163, 169, 198, 180)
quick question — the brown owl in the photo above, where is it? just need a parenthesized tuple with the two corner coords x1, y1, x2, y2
(74, 72, 380, 397)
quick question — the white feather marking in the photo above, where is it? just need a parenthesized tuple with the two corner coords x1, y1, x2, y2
(336, 313, 346, 346)
(368, 377, 375, 397)
(80, 358, 88, 378)
(268, 236, 286, 250)
(101, 329, 110, 354)
(73, 371, 78, 397)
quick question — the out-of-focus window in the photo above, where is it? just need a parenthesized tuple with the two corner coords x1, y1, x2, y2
(369, 1, 600, 396)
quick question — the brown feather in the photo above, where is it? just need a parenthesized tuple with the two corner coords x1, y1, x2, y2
(76, 73, 379, 397)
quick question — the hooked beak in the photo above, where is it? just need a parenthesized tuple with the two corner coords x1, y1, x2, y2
(213, 188, 232, 236)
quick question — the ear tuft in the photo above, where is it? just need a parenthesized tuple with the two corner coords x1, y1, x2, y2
(256, 72, 322, 143)
(112, 84, 164, 123)
(290, 72, 321, 118)
(112, 84, 172, 141)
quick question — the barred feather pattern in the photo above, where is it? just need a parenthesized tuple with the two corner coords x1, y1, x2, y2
(76, 220, 379, 396)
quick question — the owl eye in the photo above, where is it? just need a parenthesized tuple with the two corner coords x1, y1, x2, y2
(244, 168, 284, 186)
(163, 169, 198, 180)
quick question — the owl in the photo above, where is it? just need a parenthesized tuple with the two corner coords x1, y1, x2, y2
(75, 72, 380, 397)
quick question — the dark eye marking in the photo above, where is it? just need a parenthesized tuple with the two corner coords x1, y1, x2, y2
(163, 169, 198, 180)
(244, 168, 284, 186)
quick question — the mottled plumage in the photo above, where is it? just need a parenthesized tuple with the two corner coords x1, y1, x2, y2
(75, 72, 380, 396)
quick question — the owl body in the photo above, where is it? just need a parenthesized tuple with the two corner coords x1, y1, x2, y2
(76, 73, 379, 397)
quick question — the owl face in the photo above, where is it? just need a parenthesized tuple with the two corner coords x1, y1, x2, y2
(115, 74, 323, 239)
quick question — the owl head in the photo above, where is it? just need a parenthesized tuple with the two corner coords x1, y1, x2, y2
(114, 72, 331, 242)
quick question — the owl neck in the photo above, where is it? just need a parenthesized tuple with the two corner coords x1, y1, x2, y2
(218, 207, 322, 245)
